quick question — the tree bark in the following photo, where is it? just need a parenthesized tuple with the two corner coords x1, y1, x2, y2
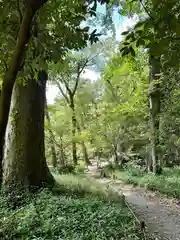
(3, 71, 54, 190)
(0, 1, 48, 185)
(96, 149, 101, 168)
(117, 142, 124, 168)
(149, 54, 161, 174)
(45, 98, 57, 168)
(76, 121, 91, 165)
(113, 143, 118, 165)
(59, 135, 66, 166)
(81, 141, 90, 165)
(69, 97, 78, 165)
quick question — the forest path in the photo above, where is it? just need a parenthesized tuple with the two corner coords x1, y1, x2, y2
(86, 161, 180, 240)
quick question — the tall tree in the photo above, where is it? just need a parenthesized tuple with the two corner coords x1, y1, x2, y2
(76, 121, 91, 165)
(148, 53, 161, 173)
(53, 54, 95, 165)
(0, 0, 48, 184)
(0, 0, 102, 186)
(0, 0, 104, 185)
(3, 71, 54, 190)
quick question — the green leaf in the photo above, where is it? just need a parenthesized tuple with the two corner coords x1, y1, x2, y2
(136, 38, 145, 47)
(123, 42, 130, 46)
(135, 21, 145, 29)
(135, 30, 143, 35)
(125, 32, 135, 41)
(121, 30, 129, 35)
(120, 46, 128, 52)
(129, 47, 136, 57)
(121, 47, 131, 57)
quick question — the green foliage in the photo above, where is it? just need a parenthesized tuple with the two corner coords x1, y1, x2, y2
(0, 0, 104, 85)
(118, 0, 180, 72)
(46, 42, 150, 167)
(53, 174, 118, 200)
(109, 167, 180, 199)
(3, 1, 180, 238)
(57, 164, 75, 174)
(74, 160, 86, 173)
(0, 176, 144, 240)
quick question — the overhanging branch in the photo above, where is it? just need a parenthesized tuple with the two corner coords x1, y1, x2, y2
(55, 79, 70, 104)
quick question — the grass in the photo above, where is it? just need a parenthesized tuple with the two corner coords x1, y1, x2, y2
(53, 174, 119, 201)
(105, 166, 180, 199)
(0, 174, 145, 240)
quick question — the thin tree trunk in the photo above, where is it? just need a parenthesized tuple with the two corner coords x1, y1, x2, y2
(69, 97, 78, 165)
(149, 54, 161, 174)
(96, 149, 101, 168)
(45, 98, 57, 168)
(76, 121, 91, 165)
(0, 1, 48, 185)
(59, 135, 65, 166)
(117, 142, 124, 168)
(113, 144, 119, 165)
(81, 142, 90, 165)
(3, 71, 54, 190)
(145, 146, 151, 172)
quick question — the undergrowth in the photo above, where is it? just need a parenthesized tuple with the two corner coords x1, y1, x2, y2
(50, 160, 87, 175)
(104, 165, 180, 199)
(0, 174, 144, 240)
(53, 174, 120, 201)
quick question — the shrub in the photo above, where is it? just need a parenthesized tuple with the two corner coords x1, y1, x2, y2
(53, 174, 119, 200)
(109, 166, 180, 199)
(57, 164, 75, 174)
(75, 160, 86, 173)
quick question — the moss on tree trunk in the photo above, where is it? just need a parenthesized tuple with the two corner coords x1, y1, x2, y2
(3, 71, 54, 190)
(0, 0, 49, 185)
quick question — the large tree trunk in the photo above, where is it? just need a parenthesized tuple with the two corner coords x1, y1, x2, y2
(0, 1, 48, 185)
(69, 98, 78, 165)
(3, 71, 54, 190)
(45, 99, 57, 168)
(149, 54, 161, 174)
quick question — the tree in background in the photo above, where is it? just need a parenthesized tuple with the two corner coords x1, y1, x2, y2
(45, 97, 57, 168)
(0, 0, 103, 188)
(51, 52, 99, 165)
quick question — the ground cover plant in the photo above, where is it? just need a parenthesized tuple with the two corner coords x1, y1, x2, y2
(0, 174, 144, 240)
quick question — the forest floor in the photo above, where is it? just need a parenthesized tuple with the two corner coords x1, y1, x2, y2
(86, 161, 180, 240)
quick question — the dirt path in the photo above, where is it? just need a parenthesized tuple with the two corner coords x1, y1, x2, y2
(86, 162, 180, 240)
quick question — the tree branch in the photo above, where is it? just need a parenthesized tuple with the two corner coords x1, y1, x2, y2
(17, 0, 23, 23)
(55, 79, 70, 104)
(72, 57, 91, 96)
(2, 60, 8, 72)
(63, 77, 72, 97)
(139, 0, 155, 21)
